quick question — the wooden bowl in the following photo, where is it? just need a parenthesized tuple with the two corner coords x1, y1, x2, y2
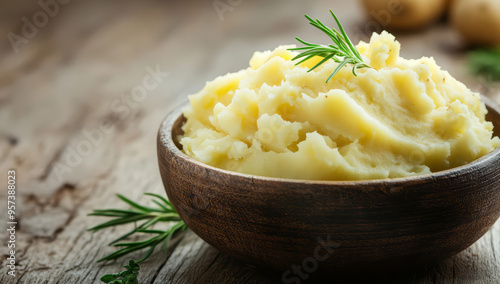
(157, 96, 500, 274)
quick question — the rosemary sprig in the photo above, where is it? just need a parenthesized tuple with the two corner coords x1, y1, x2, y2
(100, 260, 140, 284)
(289, 10, 371, 82)
(88, 193, 187, 263)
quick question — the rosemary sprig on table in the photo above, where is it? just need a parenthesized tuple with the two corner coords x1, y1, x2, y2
(100, 260, 140, 284)
(88, 193, 187, 263)
(468, 48, 500, 82)
(289, 10, 371, 82)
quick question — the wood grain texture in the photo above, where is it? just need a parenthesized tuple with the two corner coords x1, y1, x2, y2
(0, 0, 499, 283)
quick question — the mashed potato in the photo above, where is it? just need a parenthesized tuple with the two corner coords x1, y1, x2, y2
(179, 31, 500, 180)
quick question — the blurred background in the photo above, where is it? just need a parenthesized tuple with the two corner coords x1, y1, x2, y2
(1, 0, 500, 283)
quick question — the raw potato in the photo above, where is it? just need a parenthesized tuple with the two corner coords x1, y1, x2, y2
(362, 0, 447, 30)
(451, 0, 500, 46)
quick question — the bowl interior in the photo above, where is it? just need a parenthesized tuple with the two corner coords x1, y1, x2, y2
(486, 106, 500, 138)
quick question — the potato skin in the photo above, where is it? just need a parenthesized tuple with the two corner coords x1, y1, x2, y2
(362, 0, 447, 30)
(451, 0, 500, 46)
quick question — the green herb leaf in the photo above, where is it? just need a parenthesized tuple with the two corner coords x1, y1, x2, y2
(88, 193, 186, 263)
(468, 48, 500, 81)
(100, 260, 140, 284)
(289, 10, 371, 82)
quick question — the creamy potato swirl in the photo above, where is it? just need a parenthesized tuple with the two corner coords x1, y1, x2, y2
(180, 32, 500, 180)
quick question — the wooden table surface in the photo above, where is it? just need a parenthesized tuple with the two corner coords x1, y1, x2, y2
(1, 0, 499, 283)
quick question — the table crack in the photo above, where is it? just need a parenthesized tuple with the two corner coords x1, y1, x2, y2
(150, 232, 187, 284)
